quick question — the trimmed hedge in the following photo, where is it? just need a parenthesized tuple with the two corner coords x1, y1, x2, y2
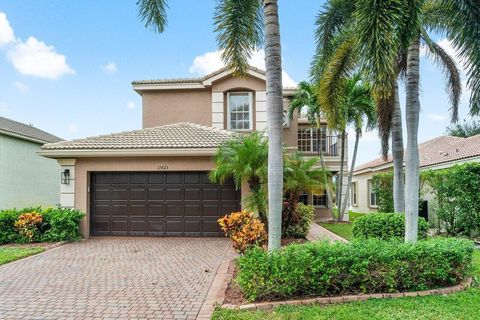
(352, 213, 429, 240)
(0, 207, 84, 244)
(236, 238, 473, 301)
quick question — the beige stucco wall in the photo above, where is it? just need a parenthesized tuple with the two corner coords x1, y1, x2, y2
(73, 156, 249, 238)
(351, 168, 391, 214)
(142, 89, 212, 128)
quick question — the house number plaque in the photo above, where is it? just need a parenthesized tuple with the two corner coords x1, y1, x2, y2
(157, 164, 169, 170)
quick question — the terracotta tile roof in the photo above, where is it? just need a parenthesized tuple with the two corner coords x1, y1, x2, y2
(41, 122, 233, 150)
(354, 135, 480, 173)
(0, 116, 62, 143)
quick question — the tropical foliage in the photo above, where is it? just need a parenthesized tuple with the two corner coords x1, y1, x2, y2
(423, 162, 480, 236)
(0, 207, 85, 244)
(218, 211, 267, 254)
(210, 132, 268, 222)
(282, 203, 315, 239)
(352, 213, 429, 241)
(236, 238, 473, 301)
(312, 0, 480, 241)
(446, 118, 480, 138)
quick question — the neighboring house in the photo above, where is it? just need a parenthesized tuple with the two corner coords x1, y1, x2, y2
(0, 116, 62, 209)
(351, 134, 480, 220)
(39, 66, 347, 238)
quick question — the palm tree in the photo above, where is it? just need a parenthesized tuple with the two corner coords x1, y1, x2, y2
(312, 0, 479, 241)
(283, 152, 331, 207)
(283, 152, 331, 232)
(214, 0, 284, 250)
(338, 75, 376, 217)
(287, 82, 335, 213)
(137, 0, 285, 250)
(209, 132, 268, 222)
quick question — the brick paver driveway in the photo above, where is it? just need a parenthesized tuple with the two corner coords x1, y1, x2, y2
(0, 238, 234, 320)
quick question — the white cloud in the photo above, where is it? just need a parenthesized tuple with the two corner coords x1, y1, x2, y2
(0, 12, 14, 46)
(126, 101, 135, 110)
(67, 124, 78, 132)
(101, 61, 117, 74)
(427, 113, 448, 122)
(189, 49, 297, 87)
(12, 81, 29, 93)
(6, 37, 75, 79)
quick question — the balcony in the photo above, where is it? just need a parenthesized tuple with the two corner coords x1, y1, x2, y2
(298, 134, 339, 157)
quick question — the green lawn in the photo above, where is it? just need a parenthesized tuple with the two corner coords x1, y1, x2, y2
(0, 247, 45, 265)
(348, 211, 366, 221)
(319, 223, 353, 241)
(212, 251, 480, 320)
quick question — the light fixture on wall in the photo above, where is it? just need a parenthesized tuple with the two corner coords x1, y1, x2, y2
(61, 169, 70, 185)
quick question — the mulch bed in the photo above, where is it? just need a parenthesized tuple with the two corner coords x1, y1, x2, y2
(0, 242, 65, 250)
(224, 237, 308, 305)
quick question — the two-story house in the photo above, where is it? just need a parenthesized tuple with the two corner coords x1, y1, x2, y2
(40, 66, 347, 238)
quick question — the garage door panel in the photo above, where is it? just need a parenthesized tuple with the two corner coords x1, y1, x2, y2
(91, 172, 240, 237)
(130, 188, 147, 200)
(130, 172, 147, 184)
(166, 189, 182, 200)
(203, 188, 219, 200)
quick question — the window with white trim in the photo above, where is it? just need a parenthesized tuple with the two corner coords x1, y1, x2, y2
(297, 126, 327, 152)
(368, 179, 377, 207)
(351, 181, 358, 206)
(227, 92, 253, 131)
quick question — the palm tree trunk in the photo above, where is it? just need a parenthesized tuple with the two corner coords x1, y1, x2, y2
(316, 119, 335, 217)
(264, 0, 283, 250)
(337, 131, 346, 221)
(391, 80, 405, 213)
(340, 128, 360, 216)
(405, 38, 421, 242)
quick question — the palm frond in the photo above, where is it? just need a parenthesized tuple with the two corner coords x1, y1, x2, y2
(438, 0, 480, 115)
(137, 0, 168, 33)
(213, 0, 263, 76)
(423, 35, 462, 122)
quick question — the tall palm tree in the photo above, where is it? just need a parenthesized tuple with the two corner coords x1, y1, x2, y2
(312, 0, 479, 241)
(287, 82, 335, 213)
(209, 132, 268, 222)
(338, 75, 376, 217)
(214, 0, 284, 250)
(138, 0, 285, 249)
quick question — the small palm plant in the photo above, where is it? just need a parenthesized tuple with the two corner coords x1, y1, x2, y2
(209, 132, 268, 223)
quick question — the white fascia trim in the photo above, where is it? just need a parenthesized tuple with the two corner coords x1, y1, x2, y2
(203, 69, 266, 86)
(132, 83, 205, 92)
(353, 162, 394, 176)
(420, 156, 480, 171)
(38, 148, 218, 158)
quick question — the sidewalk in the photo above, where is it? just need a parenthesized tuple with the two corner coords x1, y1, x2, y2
(307, 222, 349, 243)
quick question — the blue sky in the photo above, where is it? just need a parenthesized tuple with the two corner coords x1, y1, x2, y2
(0, 1, 475, 165)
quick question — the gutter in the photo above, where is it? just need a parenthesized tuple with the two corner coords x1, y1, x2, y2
(37, 148, 218, 158)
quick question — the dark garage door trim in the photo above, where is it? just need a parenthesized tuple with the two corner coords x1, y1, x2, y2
(90, 171, 241, 237)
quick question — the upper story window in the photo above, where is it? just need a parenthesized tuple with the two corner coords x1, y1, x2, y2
(227, 92, 253, 131)
(297, 126, 327, 153)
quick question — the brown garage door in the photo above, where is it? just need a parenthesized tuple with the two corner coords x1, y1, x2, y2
(90, 172, 241, 237)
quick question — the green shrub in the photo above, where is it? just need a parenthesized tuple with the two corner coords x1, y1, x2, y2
(236, 238, 473, 301)
(0, 207, 85, 244)
(352, 213, 429, 240)
(40, 208, 85, 241)
(283, 203, 314, 238)
(423, 163, 480, 236)
(372, 172, 394, 213)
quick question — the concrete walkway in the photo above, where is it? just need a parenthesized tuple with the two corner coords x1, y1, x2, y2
(307, 223, 349, 243)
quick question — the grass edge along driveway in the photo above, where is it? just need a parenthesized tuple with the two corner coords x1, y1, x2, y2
(0, 247, 45, 266)
(212, 251, 480, 320)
